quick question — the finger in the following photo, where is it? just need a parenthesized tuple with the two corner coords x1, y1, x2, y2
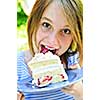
(17, 92, 23, 100)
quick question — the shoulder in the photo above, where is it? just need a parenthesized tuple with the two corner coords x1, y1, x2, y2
(24, 50, 33, 63)
(67, 52, 81, 69)
(17, 50, 33, 63)
(17, 50, 33, 82)
(66, 52, 83, 80)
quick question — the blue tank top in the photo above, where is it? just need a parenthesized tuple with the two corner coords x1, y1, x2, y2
(17, 51, 83, 100)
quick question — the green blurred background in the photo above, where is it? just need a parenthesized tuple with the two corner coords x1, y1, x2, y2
(17, 1, 28, 51)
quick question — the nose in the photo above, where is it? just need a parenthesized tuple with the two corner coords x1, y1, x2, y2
(48, 32, 60, 49)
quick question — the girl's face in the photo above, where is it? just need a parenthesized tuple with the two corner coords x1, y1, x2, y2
(34, 1, 72, 56)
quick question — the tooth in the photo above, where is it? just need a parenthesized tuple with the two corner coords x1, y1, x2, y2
(45, 46, 54, 50)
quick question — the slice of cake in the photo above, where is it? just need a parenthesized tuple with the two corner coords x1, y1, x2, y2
(28, 52, 68, 87)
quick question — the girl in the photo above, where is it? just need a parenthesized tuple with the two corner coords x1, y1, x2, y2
(17, 0, 83, 99)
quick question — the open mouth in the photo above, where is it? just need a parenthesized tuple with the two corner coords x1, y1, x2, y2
(40, 45, 56, 54)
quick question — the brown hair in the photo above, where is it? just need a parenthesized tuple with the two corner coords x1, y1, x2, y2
(27, 0, 83, 66)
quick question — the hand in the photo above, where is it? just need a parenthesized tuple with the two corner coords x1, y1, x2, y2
(17, 92, 24, 100)
(61, 81, 83, 100)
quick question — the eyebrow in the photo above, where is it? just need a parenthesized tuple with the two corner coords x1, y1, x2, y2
(41, 17, 70, 28)
(41, 17, 53, 23)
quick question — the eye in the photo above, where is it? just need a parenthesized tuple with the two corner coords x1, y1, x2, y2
(41, 22, 51, 30)
(62, 28, 71, 35)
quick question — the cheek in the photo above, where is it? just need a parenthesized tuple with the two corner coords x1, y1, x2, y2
(60, 37, 72, 52)
(36, 32, 40, 44)
(64, 38, 72, 47)
(61, 36, 72, 45)
(36, 28, 46, 45)
(36, 29, 42, 44)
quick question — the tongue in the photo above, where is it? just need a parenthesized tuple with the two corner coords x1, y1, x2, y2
(40, 47, 49, 54)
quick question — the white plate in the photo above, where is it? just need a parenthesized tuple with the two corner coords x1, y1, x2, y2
(20, 69, 83, 93)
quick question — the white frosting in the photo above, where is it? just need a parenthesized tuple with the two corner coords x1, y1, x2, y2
(28, 51, 61, 64)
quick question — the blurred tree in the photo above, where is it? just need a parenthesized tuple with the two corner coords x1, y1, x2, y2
(17, 1, 28, 27)
(18, 0, 36, 16)
(17, 0, 36, 51)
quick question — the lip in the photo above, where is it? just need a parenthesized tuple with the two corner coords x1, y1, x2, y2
(40, 45, 48, 54)
(40, 44, 57, 54)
